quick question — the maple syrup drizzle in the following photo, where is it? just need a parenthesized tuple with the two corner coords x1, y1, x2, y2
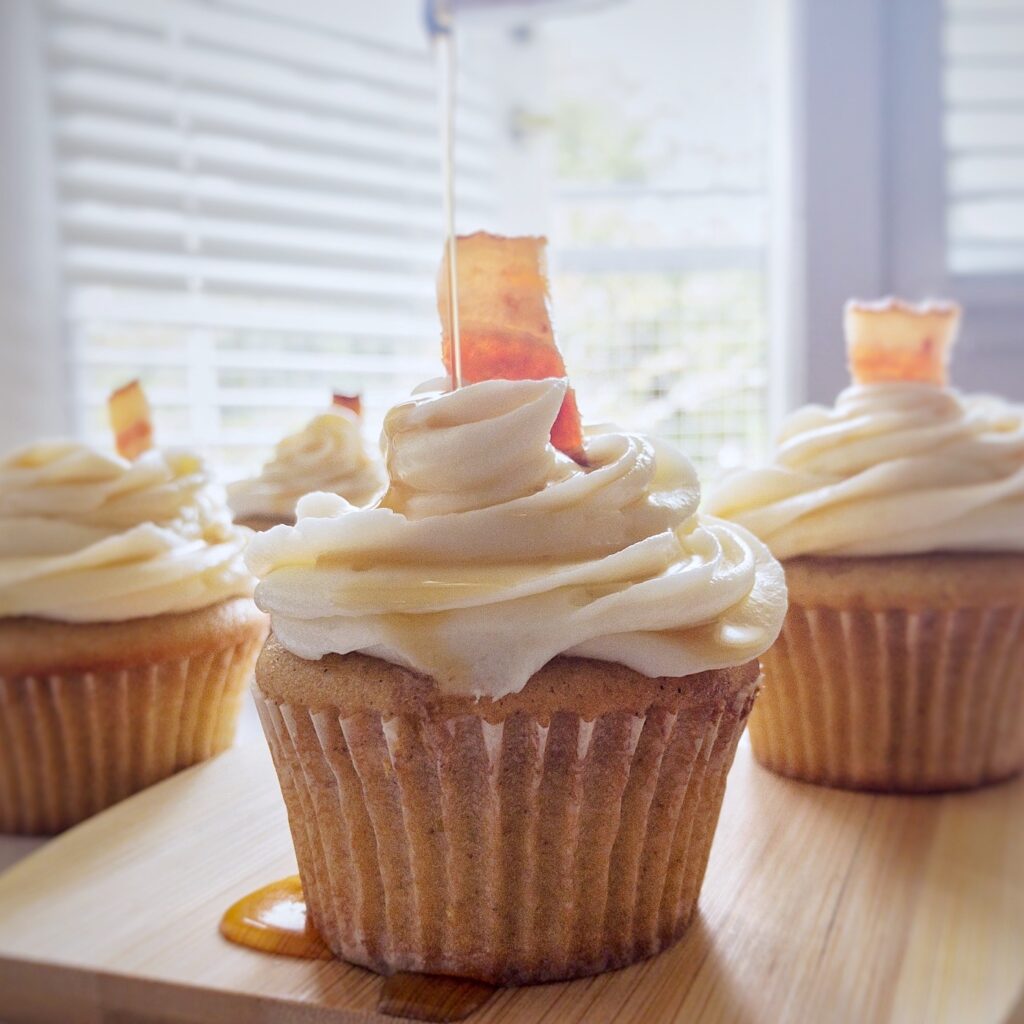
(220, 876, 499, 1022)
(220, 875, 331, 960)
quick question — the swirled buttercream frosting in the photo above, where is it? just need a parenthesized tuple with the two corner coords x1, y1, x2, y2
(228, 408, 384, 521)
(246, 378, 786, 698)
(707, 382, 1024, 558)
(0, 442, 254, 622)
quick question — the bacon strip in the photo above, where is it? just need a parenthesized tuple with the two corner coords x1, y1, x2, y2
(332, 393, 363, 417)
(845, 298, 961, 387)
(438, 232, 586, 464)
(108, 379, 154, 460)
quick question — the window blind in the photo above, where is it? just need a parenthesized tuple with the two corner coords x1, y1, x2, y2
(46, 0, 498, 473)
(944, 0, 1024, 275)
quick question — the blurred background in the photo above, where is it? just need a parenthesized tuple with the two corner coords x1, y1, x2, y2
(0, 0, 1022, 482)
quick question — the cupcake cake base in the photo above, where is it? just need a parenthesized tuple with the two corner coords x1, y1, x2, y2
(751, 553, 1024, 792)
(254, 638, 760, 985)
(0, 597, 267, 834)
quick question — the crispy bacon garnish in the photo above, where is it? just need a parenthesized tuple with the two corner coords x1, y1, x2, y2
(108, 379, 154, 460)
(332, 392, 362, 417)
(438, 231, 587, 464)
(845, 298, 961, 387)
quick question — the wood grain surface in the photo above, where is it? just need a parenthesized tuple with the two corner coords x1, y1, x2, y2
(0, 739, 1020, 1024)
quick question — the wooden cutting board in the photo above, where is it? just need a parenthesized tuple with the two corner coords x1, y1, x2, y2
(0, 740, 1021, 1024)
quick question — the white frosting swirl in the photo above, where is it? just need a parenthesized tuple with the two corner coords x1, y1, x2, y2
(707, 382, 1024, 558)
(0, 442, 254, 622)
(247, 378, 786, 698)
(228, 408, 384, 521)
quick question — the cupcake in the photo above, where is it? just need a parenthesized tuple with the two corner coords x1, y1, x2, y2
(228, 393, 384, 531)
(0, 384, 266, 834)
(247, 234, 786, 984)
(708, 298, 1024, 792)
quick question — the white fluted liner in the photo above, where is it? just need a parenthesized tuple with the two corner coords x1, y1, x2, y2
(0, 634, 264, 835)
(254, 675, 759, 985)
(751, 604, 1024, 792)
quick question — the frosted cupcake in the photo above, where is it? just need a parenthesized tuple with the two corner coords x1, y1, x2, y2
(228, 394, 384, 531)
(0, 388, 266, 834)
(708, 299, 1024, 792)
(247, 235, 786, 984)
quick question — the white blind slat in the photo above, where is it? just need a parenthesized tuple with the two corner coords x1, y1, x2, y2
(946, 110, 1024, 150)
(79, 347, 441, 375)
(67, 288, 434, 335)
(61, 204, 440, 268)
(58, 160, 447, 230)
(64, 246, 437, 302)
(947, 66, 1024, 104)
(947, 154, 1024, 193)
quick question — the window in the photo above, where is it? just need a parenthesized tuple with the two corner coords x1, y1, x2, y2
(36, 0, 780, 477)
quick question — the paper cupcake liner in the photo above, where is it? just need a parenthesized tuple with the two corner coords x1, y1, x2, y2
(254, 673, 758, 985)
(751, 604, 1024, 792)
(0, 632, 264, 835)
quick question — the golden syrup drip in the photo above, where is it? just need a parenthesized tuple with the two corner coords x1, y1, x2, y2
(219, 875, 331, 960)
(379, 972, 499, 1023)
(221, 876, 500, 1022)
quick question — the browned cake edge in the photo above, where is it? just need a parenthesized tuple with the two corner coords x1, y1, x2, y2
(0, 597, 267, 676)
(255, 634, 760, 720)
(782, 551, 1024, 610)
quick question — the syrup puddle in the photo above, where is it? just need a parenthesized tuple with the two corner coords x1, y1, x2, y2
(221, 876, 499, 1022)
(220, 875, 331, 960)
